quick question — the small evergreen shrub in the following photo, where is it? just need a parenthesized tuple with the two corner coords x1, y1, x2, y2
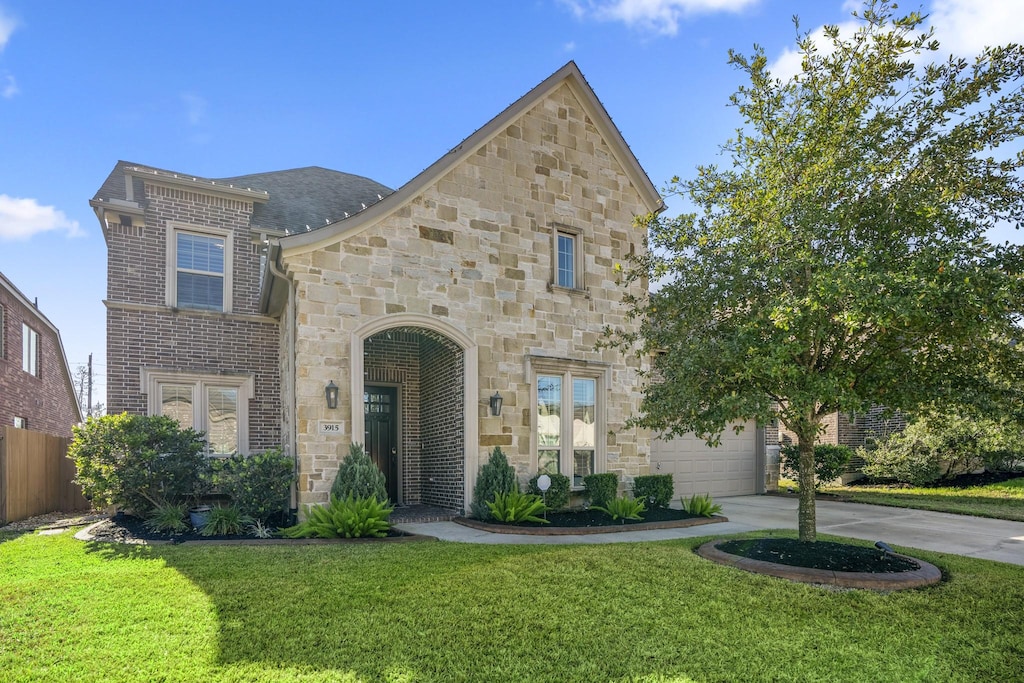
(583, 472, 619, 509)
(592, 495, 645, 523)
(201, 505, 252, 536)
(144, 502, 189, 534)
(470, 447, 518, 520)
(780, 444, 852, 488)
(682, 493, 722, 517)
(331, 443, 388, 502)
(280, 495, 394, 539)
(486, 491, 549, 524)
(527, 472, 570, 510)
(633, 474, 674, 509)
(69, 413, 208, 515)
(214, 448, 296, 525)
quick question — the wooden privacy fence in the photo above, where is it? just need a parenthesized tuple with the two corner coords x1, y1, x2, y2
(0, 426, 90, 525)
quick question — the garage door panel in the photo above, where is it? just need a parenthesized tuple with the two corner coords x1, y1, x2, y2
(651, 420, 758, 498)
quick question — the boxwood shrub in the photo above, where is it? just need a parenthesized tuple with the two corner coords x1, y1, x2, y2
(527, 472, 570, 510)
(633, 474, 674, 509)
(583, 472, 618, 509)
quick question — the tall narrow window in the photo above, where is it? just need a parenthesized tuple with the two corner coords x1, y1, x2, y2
(176, 232, 225, 311)
(160, 384, 195, 429)
(556, 232, 575, 288)
(206, 386, 238, 455)
(22, 324, 38, 376)
(572, 378, 596, 487)
(537, 375, 562, 475)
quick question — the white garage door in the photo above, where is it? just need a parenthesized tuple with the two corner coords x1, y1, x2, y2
(650, 420, 759, 498)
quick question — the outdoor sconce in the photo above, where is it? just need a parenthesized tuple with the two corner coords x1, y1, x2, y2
(325, 380, 339, 410)
(489, 391, 503, 416)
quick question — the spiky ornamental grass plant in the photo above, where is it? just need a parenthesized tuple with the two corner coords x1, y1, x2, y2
(485, 491, 549, 524)
(592, 496, 645, 523)
(280, 495, 394, 539)
(606, 0, 1024, 542)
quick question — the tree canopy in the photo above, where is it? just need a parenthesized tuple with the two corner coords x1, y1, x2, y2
(611, 0, 1024, 541)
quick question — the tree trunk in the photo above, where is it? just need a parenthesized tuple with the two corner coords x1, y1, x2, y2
(796, 432, 817, 543)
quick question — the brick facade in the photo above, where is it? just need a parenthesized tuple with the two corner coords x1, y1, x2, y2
(0, 273, 81, 437)
(101, 180, 281, 453)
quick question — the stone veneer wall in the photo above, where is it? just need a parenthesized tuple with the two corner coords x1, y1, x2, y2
(285, 82, 650, 507)
(104, 178, 281, 452)
(419, 335, 464, 510)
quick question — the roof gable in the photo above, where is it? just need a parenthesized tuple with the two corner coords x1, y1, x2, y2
(279, 61, 664, 256)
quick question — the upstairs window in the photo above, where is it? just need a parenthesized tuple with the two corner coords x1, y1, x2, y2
(551, 224, 583, 290)
(176, 232, 225, 311)
(22, 323, 38, 376)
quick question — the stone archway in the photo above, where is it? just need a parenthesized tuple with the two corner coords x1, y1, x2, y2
(350, 315, 479, 512)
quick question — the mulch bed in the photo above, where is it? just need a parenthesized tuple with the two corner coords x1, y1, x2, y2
(456, 507, 727, 535)
(716, 538, 918, 573)
(83, 514, 423, 545)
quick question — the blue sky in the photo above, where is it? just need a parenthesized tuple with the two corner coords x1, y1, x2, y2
(0, 0, 1021, 409)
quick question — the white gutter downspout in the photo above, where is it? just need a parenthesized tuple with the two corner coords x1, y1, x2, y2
(267, 252, 299, 518)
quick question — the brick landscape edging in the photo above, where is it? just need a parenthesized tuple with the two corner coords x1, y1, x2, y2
(696, 539, 942, 590)
(454, 514, 727, 535)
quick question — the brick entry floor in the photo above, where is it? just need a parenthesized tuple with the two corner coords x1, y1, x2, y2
(390, 504, 458, 523)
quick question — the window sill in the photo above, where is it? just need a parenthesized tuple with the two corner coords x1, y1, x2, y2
(548, 283, 590, 298)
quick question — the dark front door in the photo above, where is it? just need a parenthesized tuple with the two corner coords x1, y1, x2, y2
(364, 386, 398, 502)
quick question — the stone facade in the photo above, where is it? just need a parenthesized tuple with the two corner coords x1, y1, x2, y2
(282, 78, 655, 510)
(0, 272, 81, 437)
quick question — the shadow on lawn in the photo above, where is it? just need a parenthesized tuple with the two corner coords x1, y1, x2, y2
(89, 539, 712, 681)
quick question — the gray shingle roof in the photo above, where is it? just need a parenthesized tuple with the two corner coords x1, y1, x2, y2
(93, 161, 392, 235)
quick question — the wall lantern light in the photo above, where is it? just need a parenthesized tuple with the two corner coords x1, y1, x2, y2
(325, 380, 339, 410)
(489, 391, 503, 416)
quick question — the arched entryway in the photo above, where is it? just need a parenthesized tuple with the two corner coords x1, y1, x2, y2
(350, 315, 479, 512)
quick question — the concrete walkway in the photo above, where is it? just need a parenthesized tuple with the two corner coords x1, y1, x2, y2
(395, 495, 1024, 566)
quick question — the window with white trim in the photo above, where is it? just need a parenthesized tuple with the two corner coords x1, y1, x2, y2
(13, 416, 26, 429)
(167, 225, 233, 312)
(533, 361, 604, 487)
(551, 224, 584, 290)
(143, 370, 252, 455)
(22, 323, 38, 376)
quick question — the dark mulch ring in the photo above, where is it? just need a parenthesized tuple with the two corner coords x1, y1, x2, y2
(487, 507, 704, 528)
(85, 514, 413, 544)
(716, 538, 919, 573)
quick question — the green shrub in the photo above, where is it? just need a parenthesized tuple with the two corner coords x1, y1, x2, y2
(69, 413, 208, 515)
(780, 444, 852, 488)
(486, 491, 549, 524)
(470, 447, 518, 520)
(200, 505, 252, 536)
(592, 495, 645, 523)
(214, 449, 295, 524)
(527, 472, 570, 510)
(280, 495, 394, 539)
(682, 493, 722, 517)
(860, 411, 1024, 485)
(583, 472, 619, 509)
(632, 474, 674, 509)
(330, 443, 388, 502)
(144, 502, 189, 534)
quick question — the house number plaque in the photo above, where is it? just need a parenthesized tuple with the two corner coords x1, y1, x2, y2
(318, 421, 344, 435)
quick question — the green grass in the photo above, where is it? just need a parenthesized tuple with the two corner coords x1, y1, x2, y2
(820, 477, 1024, 521)
(2, 530, 1023, 681)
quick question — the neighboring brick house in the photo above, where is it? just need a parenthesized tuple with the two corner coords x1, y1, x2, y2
(92, 62, 664, 512)
(0, 271, 82, 436)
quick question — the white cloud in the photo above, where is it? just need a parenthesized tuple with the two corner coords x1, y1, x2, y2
(0, 195, 82, 241)
(561, 0, 760, 37)
(180, 92, 207, 126)
(2, 73, 16, 98)
(930, 0, 1024, 57)
(768, 1, 1024, 81)
(564, 40, 577, 52)
(0, 8, 16, 51)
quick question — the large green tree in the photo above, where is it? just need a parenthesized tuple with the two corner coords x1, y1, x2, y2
(612, 1, 1024, 541)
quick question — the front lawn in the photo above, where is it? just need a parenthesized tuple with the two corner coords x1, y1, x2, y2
(821, 477, 1024, 521)
(2, 530, 1023, 682)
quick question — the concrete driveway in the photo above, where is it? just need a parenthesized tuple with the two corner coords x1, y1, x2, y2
(396, 495, 1024, 566)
